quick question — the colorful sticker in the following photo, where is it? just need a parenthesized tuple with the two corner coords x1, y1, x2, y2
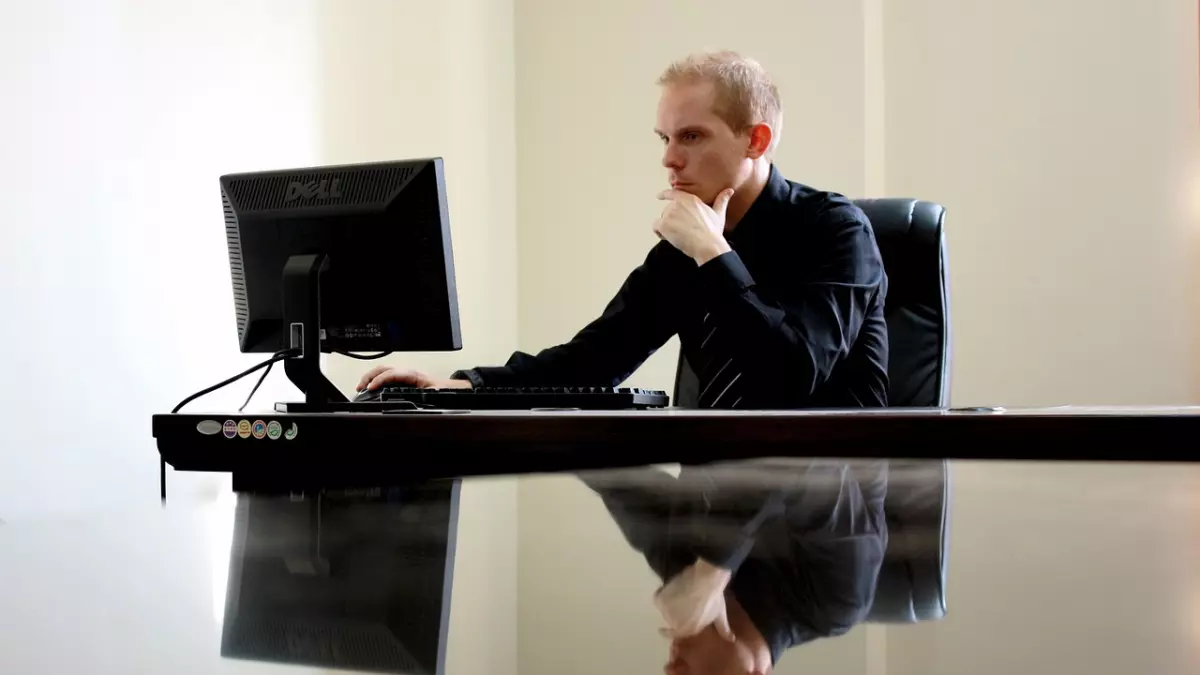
(196, 420, 222, 436)
(252, 420, 267, 440)
(237, 420, 252, 439)
(223, 420, 238, 438)
(284, 422, 299, 440)
(267, 420, 282, 440)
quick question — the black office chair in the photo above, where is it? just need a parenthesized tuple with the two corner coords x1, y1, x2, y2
(855, 198, 952, 408)
(671, 198, 953, 624)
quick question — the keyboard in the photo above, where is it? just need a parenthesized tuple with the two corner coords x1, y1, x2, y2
(274, 386, 670, 413)
(370, 386, 670, 411)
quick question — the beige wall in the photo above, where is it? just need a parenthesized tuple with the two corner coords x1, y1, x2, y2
(884, 0, 1199, 408)
(881, 1, 1200, 674)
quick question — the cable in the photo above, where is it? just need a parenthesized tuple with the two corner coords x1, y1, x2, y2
(171, 350, 296, 414)
(163, 349, 298, 504)
(335, 351, 393, 360)
(239, 358, 277, 413)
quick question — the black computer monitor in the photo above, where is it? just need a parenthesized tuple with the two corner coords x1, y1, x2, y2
(221, 482, 460, 675)
(220, 157, 461, 408)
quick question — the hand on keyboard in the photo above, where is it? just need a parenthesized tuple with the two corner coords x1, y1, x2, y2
(357, 366, 473, 393)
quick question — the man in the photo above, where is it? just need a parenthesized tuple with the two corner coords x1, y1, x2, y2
(358, 48, 889, 670)
(581, 459, 888, 675)
(358, 50, 889, 410)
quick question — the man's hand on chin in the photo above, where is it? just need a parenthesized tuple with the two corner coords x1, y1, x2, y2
(654, 558, 735, 642)
(653, 188, 734, 265)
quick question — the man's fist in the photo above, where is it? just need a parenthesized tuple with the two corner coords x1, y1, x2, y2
(654, 558, 735, 642)
(356, 366, 472, 392)
(653, 188, 734, 265)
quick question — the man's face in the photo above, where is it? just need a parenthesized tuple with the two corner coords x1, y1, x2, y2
(655, 81, 752, 206)
(665, 626, 760, 675)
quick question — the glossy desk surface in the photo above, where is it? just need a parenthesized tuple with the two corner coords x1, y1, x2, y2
(5, 409, 1200, 674)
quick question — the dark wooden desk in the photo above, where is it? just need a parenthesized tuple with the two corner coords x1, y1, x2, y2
(153, 406, 1200, 488)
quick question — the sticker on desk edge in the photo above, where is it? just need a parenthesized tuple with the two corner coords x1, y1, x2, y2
(237, 420, 252, 439)
(267, 420, 282, 440)
(196, 420, 222, 436)
(252, 420, 267, 440)
(222, 420, 237, 438)
(284, 422, 298, 440)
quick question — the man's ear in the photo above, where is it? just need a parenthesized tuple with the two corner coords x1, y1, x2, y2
(745, 123, 772, 159)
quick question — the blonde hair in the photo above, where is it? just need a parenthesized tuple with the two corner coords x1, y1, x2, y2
(658, 50, 783, 158)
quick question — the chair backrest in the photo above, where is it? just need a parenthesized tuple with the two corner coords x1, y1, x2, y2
(854, 198, 952, 408)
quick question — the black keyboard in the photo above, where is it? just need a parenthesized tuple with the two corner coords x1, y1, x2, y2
(274, 386, 670, 413)
(370, 386, 670, 411)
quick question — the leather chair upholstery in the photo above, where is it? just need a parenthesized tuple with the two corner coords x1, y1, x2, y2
(855, 198, 951, 407)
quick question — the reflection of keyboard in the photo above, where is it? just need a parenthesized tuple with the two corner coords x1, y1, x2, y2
(370, 386, 670, 411)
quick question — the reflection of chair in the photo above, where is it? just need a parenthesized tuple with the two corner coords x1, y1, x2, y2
(867, 459, 950, 622)
(854, 198, 951, 623)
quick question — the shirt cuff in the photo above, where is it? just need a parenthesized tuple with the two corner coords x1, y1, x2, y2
(698, 250, 755, 296)
(692, 537, 756, 575)
(449, 368, 485, 388)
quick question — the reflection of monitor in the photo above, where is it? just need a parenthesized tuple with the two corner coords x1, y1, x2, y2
(221, 481, 459, 674)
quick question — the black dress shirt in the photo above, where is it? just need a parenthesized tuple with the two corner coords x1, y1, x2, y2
(453, 164, 889, 408)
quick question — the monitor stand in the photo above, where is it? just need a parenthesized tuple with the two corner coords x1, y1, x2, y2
(278, 253, 349, 413)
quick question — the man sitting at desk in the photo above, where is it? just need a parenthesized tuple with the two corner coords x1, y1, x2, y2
(357, 50, 889, 410)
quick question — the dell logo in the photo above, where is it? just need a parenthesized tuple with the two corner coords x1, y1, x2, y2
(285, 179, 343, 202)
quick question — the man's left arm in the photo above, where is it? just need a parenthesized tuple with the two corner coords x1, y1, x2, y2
(697, 218, 885, 400)
(647, 466, 796, 641)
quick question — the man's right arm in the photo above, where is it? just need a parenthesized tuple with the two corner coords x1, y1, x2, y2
(451, 243, 681, 388)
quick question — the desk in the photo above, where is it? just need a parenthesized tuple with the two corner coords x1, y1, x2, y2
(154, 406, 1200, 487)
(4, 454, 1200, 675)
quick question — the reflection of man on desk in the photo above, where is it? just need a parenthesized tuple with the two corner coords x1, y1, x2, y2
(355, 50, 888, 408)
(583, 459, 887, 675)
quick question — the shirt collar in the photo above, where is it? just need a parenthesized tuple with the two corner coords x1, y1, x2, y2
(728, 163, 788, 243)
